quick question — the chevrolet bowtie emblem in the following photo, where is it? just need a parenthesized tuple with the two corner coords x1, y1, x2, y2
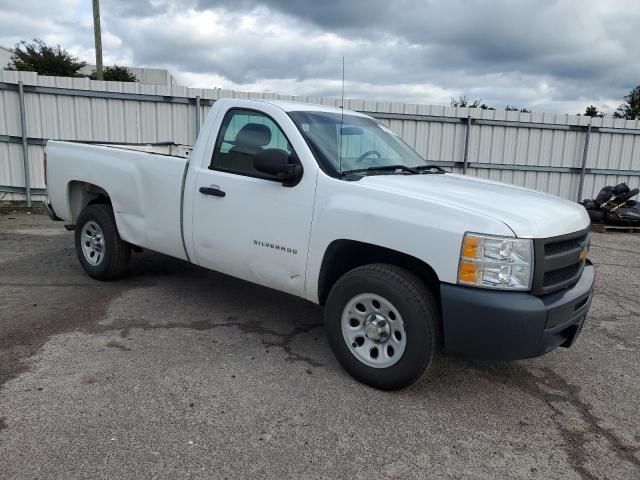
(579, 246, 589, 261)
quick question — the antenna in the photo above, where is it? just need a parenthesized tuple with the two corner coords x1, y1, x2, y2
(341, 56, 345, 109)
(339, 56, 345, 174)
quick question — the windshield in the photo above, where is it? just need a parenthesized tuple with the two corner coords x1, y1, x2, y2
(289, 111, 429, 174)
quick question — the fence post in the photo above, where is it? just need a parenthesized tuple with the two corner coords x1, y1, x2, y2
(195, 96, 201, 142)
(18, 81, 32, 207)
(463, 115, 472, 174)
(576, 123, 592, 202)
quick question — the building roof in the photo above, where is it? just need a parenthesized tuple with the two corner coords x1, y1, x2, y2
(0, 44, 13, 69)
(0, 43, 177, 86)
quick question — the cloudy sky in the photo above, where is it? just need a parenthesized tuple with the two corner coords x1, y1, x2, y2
(1, 0, 639, 114)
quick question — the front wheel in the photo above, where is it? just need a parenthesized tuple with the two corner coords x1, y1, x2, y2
(324, 264, 440, 390)
(75, 204, 131, 280)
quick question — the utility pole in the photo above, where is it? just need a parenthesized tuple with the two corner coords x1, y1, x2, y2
(92, 0, 103, 80)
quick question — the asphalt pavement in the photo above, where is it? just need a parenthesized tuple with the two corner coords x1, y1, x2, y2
(1, 211, 639, 479)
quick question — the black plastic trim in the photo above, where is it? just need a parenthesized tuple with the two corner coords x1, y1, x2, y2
(43, 201, 62, 221)
(532, 229, 590, 295)
(440, 262, 594, 360)
(199, 186, 226, 197)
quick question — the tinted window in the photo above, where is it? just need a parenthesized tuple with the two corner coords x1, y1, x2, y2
(210, 109, 295, 178)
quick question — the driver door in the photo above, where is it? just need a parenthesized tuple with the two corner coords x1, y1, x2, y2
(191, 107, 316, 297)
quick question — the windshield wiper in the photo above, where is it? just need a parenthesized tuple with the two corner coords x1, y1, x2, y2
(414, 164, 447, 174)
(341, 164, 420, 176)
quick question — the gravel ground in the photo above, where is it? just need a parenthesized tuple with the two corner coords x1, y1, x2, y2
(0, 212, 639, 480)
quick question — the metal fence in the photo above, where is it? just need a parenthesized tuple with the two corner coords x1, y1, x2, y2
(1, 70, 640, 205)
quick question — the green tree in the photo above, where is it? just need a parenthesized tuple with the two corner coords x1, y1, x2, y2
(584, 105, 604, 118)
(451, 96, 471, 107)
(450, 96, 494, 110)
(505, 105, 531, 113)
(5, 39, 86, 77)
(613, 85, 640, 120)
(89, 65, 137, 82)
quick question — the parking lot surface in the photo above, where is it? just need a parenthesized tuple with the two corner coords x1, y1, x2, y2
(1, 212, 639, 479)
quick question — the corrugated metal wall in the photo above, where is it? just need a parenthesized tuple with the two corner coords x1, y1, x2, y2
(1, 70, 639, 202)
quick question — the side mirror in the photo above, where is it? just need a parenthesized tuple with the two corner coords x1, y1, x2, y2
(253, 149, 302, 186)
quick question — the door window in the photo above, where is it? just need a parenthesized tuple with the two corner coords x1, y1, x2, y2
(210, 109, 295, 179)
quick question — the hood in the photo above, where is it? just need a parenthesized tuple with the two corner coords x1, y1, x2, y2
(359, 173, 590, 238)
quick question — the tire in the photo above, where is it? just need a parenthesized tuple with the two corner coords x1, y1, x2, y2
(75, 204, 131, 280)
(324, 263, 440, 390)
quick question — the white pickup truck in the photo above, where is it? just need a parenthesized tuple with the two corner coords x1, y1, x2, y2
(44, 99, 594, 390)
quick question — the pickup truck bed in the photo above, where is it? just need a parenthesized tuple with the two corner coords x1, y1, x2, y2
(46, 141, 190, 261)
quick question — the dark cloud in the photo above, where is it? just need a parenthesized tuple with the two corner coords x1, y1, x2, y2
(196, 0, 637, 81)
(3, 0, 639, 113)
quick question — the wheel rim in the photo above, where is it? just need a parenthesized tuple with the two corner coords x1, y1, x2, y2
(341, 293, 407, 368)
(81, 220, 105, 266)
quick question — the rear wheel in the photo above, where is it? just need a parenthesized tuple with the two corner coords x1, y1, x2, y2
(75, 204, 131, 280)
(324, 263, 440, 390)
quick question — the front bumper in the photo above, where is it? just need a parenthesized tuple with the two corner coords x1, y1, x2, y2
(440, 261, 595, 360)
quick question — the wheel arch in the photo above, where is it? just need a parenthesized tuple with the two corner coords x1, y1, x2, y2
(317, 239, 441, 306)
(67, 180, 111, 223)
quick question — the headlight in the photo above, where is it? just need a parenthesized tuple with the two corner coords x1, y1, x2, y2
(458, 233, 533, 291)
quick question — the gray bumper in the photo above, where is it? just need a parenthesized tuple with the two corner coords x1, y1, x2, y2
(440, 262, 595, 360)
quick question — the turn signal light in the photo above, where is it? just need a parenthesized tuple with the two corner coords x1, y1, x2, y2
(458, 261, 478, 283)
(461, 235, 479, 259)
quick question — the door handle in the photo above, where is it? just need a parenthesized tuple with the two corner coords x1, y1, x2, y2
(199, 186, 226, 198)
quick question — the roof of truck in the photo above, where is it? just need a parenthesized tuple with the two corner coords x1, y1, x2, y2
(250, 99, 370, 117)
